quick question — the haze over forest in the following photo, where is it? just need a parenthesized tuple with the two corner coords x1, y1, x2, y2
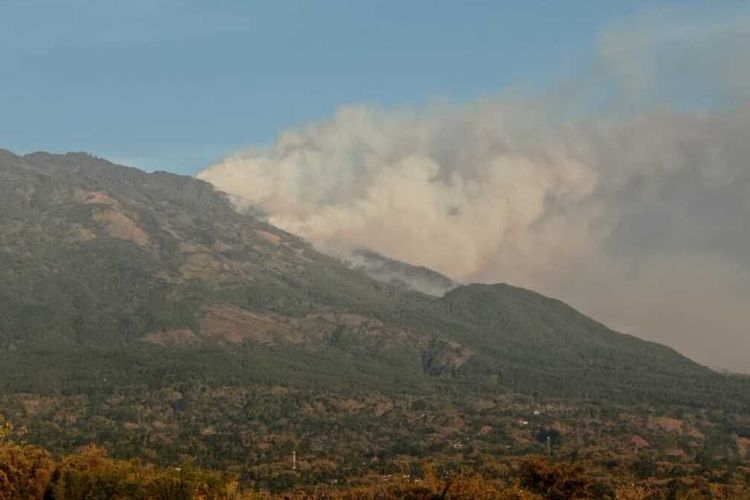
(3, 2, 750, 497)
(2, 2, 748, 372)
(199, 10, 750, 373)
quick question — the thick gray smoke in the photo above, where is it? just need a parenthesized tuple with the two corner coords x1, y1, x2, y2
(199, 10, 750, 373)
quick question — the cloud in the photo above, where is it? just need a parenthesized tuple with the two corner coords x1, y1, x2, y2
(198, 8, 750, 373)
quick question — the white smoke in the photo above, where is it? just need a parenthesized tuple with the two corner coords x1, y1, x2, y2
(199, 9, 750, 373)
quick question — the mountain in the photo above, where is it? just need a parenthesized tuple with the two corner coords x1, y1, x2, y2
(0, 149, 742, 398)
(1, 149, 749, 489)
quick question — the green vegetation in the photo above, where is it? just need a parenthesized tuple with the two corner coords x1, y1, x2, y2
(2, 413, 750, 498)
(1, 150, 750, 498)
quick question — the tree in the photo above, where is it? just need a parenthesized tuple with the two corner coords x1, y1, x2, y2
(519, 457, 591, 500)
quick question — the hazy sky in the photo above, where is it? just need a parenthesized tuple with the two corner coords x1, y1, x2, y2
(3, 1, 750, 372)
(0, 0, 724, 172)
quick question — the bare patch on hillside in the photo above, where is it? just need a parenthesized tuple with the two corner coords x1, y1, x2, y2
(178, 250, 252, 283)
(93, 209, 150, 247)
(199, 305, 302, 344)
(75, 190, 118, 207)
(74, 189, 151, 246)
(256, 229, 282, 245)
(143, 328, 202, 347)
(179, 251, 225, 279)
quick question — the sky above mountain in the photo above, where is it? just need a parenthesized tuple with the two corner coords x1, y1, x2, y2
(2, 1, 750, 372)
(1, 0, 736, 172)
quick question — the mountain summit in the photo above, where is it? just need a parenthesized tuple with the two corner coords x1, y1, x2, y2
(0, 150, 738, 401)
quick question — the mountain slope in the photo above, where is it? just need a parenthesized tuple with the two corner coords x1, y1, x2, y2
(0, 149, 744, 408)
(345, 247, 459, 296)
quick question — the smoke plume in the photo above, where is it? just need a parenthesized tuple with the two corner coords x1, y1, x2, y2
(199, 9, 750, 373)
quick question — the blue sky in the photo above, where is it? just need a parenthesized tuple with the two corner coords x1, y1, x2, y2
(0, 0, 740, 174)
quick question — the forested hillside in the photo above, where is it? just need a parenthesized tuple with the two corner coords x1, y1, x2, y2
(1, 149, 749, 496)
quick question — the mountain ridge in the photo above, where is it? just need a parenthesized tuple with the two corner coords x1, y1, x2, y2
(0, 148, 743, 407)
(3, 148, 750, 490)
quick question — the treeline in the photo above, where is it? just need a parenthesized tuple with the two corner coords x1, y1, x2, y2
(4, 414, 750, 499)
(1, 427, 238, 499)
(0, 414, 592, 499)
(0, 438, 587, 499)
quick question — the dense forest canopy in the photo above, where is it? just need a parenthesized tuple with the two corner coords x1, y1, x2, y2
(1, 150, 749, 498)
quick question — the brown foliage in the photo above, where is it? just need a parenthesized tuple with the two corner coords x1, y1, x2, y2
(0, 427, 249, 500)
(519, 457, 592, 500)
(0, 442, 55, 500)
